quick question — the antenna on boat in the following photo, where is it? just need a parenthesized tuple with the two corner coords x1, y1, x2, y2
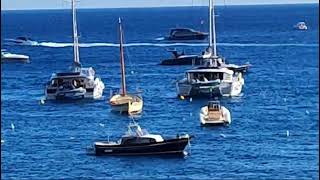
(118, 17, 127, 96)
(72, 0, 81, 71)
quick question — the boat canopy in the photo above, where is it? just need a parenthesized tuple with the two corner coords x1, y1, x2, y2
(124, 123, 164, 142)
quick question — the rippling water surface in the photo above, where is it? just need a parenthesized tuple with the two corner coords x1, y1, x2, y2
(1, 4, 319, 179)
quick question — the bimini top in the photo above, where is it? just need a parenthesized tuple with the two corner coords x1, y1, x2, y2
(186, 67, 234, 75)
(208, 101, 221, 110)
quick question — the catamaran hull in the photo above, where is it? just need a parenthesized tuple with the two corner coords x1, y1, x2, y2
(176, 81, 243, 97)
(94, 138, 189, 156)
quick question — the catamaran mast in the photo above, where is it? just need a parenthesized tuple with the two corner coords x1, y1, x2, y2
(118, 18, 127, 96)
(212, 0, 217, 57)
(208, 0, 217, 57)
(72, 0, 81, 70)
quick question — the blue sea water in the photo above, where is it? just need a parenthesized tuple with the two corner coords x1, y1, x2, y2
(1, 4, 319, 179)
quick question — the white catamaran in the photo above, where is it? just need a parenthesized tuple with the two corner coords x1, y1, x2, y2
(109, 18, 143, 115)
(45, 0, 105, 100)
(176, 0, 244, 97)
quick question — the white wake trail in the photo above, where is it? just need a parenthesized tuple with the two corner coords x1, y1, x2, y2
(32, 42, 320, 48)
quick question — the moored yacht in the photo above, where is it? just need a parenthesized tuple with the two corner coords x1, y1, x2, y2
(159, 0, 251, 74)
(5, 37, 38, 46)
(109, 18, 143, 115)
(45, 0, 104, 101)
(1, 49, 30, 63)
(200, 101, 231, 126)
(176, 65, 244, 97)
(91, 122, 192, 156)
(165, 28, 208, 41)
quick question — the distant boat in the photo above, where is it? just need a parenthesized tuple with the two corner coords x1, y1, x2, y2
(159, 0, 251, 74)
(200, 101, 231, 126)
(159, 48, 202, 65)
(5, 37, 38, 46)
(1, 49, 30, 63)
(45, 0, 104, 101)
(109, 18, 143, 115)
(91, 121, 192, 156)
(165, 28, 208, 41)
(294, 22, 308, 30)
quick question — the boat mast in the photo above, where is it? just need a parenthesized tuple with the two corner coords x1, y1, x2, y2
(212, 0, 217, 57)
(72, 0, 81, 70)
(208, 0, 217, 57)
(118, 18, 126, 96)
(209, 0, 213, 49)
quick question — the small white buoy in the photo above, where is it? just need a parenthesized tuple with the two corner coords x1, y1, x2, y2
(305, 110, 310, 115)
(131, 71, 134, 74)
(70, 137, 75, 140)
(189, 97, 193, 102)
(220, 134, 226, 138)
(1, 139, 4, 144)
(99, 123, 105, 127)
(11, 122, 15, 131)
(286, 130, 290, 137)
(283, 98, 287, 102)
(179, 95, 185, 100)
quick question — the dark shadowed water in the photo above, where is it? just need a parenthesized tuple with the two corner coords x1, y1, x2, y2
(1, 4, 319, 179)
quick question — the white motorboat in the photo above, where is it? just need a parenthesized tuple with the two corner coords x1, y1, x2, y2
(200, 101, 231, 126)
(1, 50, 30, 63)
(109, 18, 143, 115)
(294, 22, 308, 30)
(176, 66, 244, 97)
(45, 0, 104, 101)
(5, 37, 38, 46)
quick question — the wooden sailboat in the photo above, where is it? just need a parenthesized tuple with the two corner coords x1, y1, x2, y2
(109, 18, 143, 115)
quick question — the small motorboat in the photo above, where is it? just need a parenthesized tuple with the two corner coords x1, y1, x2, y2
(199, 101, 231, 126)
(1, 49, 30, 63)
(294, 22, 308, 30)
(165, 28, 208, 41)
(91, 122, 192, 156)
(5, 37, 38, 45)
(159, 48, 203, 65)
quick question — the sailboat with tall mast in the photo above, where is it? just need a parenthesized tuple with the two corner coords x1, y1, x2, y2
(45, 0, 105, 100)
(175, 0, 245, 98)
(109, 18, 143, 115)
